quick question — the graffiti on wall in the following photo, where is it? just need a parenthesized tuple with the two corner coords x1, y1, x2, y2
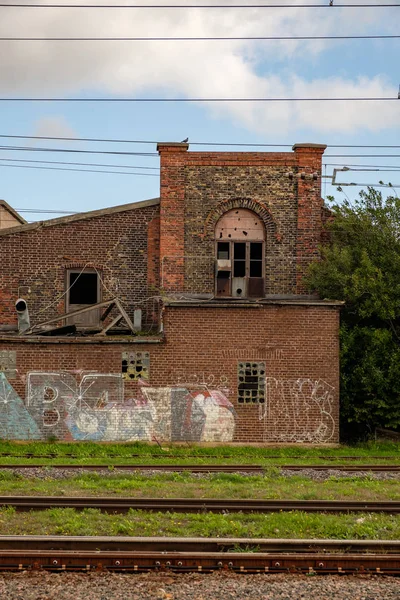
(0, 351, 16, 379)
(259, 377, 335, 443)
(27, 372, 124, 441)
(173, 371, 229, 389)
(0, 371, 236, 442)
(0, 373, 41, 439)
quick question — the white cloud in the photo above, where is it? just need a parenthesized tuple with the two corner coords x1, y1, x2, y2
(0, 0, 398, 135)
(32, 116, 78, 139)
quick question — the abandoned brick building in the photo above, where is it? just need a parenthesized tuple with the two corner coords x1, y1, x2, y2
(0, 142, 341, 444)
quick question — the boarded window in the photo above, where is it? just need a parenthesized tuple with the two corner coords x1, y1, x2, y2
(238, 361, 266, 404)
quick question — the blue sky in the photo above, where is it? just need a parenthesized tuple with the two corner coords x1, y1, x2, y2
(0, 0, 399, 221)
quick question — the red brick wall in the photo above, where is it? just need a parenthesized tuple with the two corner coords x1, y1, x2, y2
(0, 304, 340, 443)
(158, 143, 326, 296)
(0, 204, 159, 328)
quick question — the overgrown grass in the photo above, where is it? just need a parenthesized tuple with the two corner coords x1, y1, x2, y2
(0, 506, 398, 540)
(0, 471, 398, 501)
(0, 441, 398, 466)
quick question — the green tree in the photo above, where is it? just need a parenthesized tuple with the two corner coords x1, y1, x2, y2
(308, 187, 400, 440)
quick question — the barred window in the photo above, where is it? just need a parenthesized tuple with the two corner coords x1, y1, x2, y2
(238, 361, 266, 403)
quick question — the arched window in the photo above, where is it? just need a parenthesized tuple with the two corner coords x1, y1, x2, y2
(215, 208, 265, 298)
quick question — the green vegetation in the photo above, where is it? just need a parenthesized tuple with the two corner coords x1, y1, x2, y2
(307, 188, 400, 440)
(0, 440, 399, 465)
(0, 471, 398, 501)
(0, 505, 398, 540)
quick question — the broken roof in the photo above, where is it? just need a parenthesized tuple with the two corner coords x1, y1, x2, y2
(0, 197, 160, 237)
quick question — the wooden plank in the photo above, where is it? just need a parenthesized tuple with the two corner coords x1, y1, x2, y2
(25, 299, 118, 334)
(96, 314, 123, 336)
(115, 299, 136, 333)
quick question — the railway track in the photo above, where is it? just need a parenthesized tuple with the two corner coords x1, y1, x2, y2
(1, 496, 400, 513)
(0, 537, 398, 574)
(0, 463, 399, 472)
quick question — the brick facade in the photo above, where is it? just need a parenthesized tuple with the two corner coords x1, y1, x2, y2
(0, 143, 341, 444)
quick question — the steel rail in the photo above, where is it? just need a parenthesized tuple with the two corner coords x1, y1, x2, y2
(0, 453, 397, 460)
(0, 537, 399, 574)
(0, 463, 399, 472)
(1, 535, 400, 554)
(1, 496, 400, 513)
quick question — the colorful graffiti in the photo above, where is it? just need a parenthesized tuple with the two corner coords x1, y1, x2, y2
(0, 373, 40, 439)
(259, 377, 335, 443)
(0, 372, 236, 442)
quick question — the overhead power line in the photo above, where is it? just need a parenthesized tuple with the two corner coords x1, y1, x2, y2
(2, 133, 400, 149)
(0, 157, 159, 170)
(1, 34, 399, 41)
(16, 208, 81, 214)
(0, 145, 158, 157)
(324, 163, 400, 170)
(326, 154, 400, 158)
(0, 163, 158, 175)
(0, 97, 398, 102)
(1, 133, 400, 150)
(1, 3, 398, 8)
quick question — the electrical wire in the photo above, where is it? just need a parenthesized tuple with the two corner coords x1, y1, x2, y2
(326, 154, 400, 158)
(1, 3, 398, 8)
(2, 134, 400, 149)
(324, 163, 400, 169)
(0, 145, 158, 156)
(16, 208, 81, 213)
(0, 157, 159, 169)
(2, 34, 399, 41)
(0, 163, 158, 175)
(0, 96, 398, 102)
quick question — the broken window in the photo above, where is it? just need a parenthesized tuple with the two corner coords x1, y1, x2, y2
(66, 269, 101, 327)
(122, 351, 150, 381)
(215, 209, 265, 298)
(238, 361, 266, 404)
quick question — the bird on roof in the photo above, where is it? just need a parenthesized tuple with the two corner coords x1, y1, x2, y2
(181, 137, 189, 143)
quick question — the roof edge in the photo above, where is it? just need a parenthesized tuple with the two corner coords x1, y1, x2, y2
(0, 197, 160, 237)
(0, 199, 27, 225)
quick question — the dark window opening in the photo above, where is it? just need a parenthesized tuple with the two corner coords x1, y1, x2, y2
(66, 269, 101, 327)
(250, 261, 263, 277)
(217, 270, 230, 279)
(234, 242, 246, 259)
(238, 361, 266, 404)
(217, 242, 230, 260)
(69, 272, 98, 305)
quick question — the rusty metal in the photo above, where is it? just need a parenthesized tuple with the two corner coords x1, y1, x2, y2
(0, 544, 397, 574)
(1, 496, 400, 513)
(0, 535, 399, 554)
(1, 463, 400, 473)
(0, 464, 264, 473)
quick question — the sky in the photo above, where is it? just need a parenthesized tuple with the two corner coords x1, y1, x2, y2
(0, 0, 399, 222)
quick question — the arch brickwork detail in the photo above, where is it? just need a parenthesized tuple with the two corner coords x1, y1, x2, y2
(202, 198, 281, 242)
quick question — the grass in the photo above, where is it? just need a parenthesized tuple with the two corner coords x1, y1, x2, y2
(0, 505, 398, 540)
(0, 440, 398, 466)
(0, 471, 398, 501)
(0, 442, 398, 542)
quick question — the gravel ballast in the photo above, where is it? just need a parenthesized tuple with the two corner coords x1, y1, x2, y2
(2, 467, 400, 481)
(0, 571, 399, 600)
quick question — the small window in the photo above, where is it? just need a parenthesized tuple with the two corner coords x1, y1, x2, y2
(122, 351, 150, 381)
(69, 272, 98, 305)
(66, 268, 101, 327)
(238, 361, 266, 404)
(217, 242, 230, 260)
